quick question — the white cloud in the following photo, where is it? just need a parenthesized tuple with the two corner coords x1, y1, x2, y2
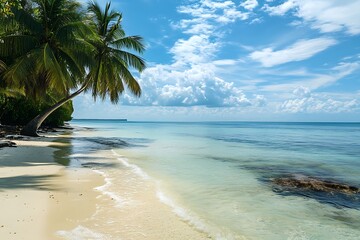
(253, 94, 267, 107)
(293, 86, 311, 98)
(212, 59, 238, 66)
(280, 88, 359, 113)
(263, 0, 360, 35)
(240, 0, 258, 11)
(250, 17, 263, 24)
(249, 37, 337, 67)
(122, 63, 257, 107)
(261, 60, 360, 92)
(120, 0, 261, 108)
(262, 0, 296, 16)
(175, 0, 251, 34)
(170, 35, 220, 66)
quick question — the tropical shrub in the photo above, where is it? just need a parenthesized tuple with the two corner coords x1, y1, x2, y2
(0, 95, 73, 127)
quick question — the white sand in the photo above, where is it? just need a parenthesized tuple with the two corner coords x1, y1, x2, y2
(0, 138, 103, 240)
(0, 136, 211, 239)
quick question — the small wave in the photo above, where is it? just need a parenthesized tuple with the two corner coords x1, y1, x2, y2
(156, 190, 207, 231)
(69, 153, 90, 158)
(156, 189, 236, 240)
(93, 169, 125, 208)
(56, 225, 108, 240)
(156, 190, 246, 240)
(111, 149, 149, 179)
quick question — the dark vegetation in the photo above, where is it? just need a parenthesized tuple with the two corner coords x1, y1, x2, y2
(0, 95, 73, 127)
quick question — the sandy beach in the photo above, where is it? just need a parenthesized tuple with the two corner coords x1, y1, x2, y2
(0, 134, 210, 240)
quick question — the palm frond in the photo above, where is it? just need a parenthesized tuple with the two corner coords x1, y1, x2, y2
(0, 35, 39, 58)
(113, 49, 146, 72)
(112, 56, 141, 97)
(55, 21, 92, 41)
(0, 87, 25, 98)
(0, 60, 6, 73)
(111, 35, 145, 54)
(41, 43, 70, 93)
(11, 7, 42, 34)
(4, 51, 35, 88)
(86, 1, 145, 102)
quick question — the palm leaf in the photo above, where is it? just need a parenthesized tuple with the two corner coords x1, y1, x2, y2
(11, 7, 42, 35)
(112, 48, 146, 72)
(0, 35, 39, 57)
(111, 35, 145, 54)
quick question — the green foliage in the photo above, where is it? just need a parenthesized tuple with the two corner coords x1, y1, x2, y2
(86, 1, 145, 103)
(0, 0, 92, 99)
(0, 0, 22, 17)
(0, 95, 73, 126)
(0, 0, 145, 134)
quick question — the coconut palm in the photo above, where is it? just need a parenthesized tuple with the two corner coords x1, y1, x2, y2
(85, 1, 145, 101)
(1, 0, 90, 97)
(0, 0, 92, 135)
(18, 0, 145, 136)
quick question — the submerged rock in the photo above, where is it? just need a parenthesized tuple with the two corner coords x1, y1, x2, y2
(273, 175, 359, 194)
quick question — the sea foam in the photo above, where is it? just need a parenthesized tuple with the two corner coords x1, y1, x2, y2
(93, 169, 125, 208)
(111, 149, 150, 179)
(56, 225, 108, 240)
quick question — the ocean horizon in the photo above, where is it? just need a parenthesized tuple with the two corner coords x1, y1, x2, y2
(73, 119, 360, 123)
(64, 119, 360, 239)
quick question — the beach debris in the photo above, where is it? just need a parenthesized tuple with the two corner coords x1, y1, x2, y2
(0, 140, 17, 148)
(272, 175, 359, 194)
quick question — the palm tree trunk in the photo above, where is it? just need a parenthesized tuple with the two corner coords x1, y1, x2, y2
(21, 82, 88, 137)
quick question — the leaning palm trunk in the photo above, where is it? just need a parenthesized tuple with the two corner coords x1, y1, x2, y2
(21, 81, 89, 137)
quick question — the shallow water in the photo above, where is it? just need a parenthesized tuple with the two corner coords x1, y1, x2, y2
(69, 120, 360, 239)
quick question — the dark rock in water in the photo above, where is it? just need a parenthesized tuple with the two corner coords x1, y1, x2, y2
(83, 137, 130, 148)
(5, 135, 24, 140)
(0, 140, 17, 148)
(271, 174, 360, 209)
(273, 175, 359, 195)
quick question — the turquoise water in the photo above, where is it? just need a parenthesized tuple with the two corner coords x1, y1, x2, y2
(70, 120, 360, 239)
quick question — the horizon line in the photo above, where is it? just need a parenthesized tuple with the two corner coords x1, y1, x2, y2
(71, 119, 360, 123)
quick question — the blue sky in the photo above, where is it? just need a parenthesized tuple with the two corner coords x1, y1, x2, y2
(74, 0, 360, 121)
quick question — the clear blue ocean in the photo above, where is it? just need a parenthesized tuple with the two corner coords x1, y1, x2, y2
(69, 120, 360, 239)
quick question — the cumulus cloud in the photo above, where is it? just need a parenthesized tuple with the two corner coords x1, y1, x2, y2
(122, 63, 257, 107)
(170, 35, 220, 66)
(280, 87, 359, 113)
(249, 37, 337, 67)
(253, 94, 267, 107)
(293, 86, 311, 98)
(263, 0, 360, 35)
(240, 0, 258, 11)
(119, 0, 262, 108)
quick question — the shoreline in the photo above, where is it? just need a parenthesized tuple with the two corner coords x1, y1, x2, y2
(0, 130, 211, 239)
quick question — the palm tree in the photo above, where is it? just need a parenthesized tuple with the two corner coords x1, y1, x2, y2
(0, 0, 92, 135)
(20, 1, 145, 136)
(1, 0, 90, 97)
